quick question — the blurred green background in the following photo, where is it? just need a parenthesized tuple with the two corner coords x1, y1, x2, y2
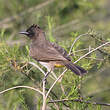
(0, 0, 110, 110)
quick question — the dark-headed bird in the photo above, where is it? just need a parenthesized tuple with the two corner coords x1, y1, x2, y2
(19, 24, 87, 77)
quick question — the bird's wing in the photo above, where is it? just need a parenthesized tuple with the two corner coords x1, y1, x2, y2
(30, 42, 67, 61)
(51, 42, 71, 61)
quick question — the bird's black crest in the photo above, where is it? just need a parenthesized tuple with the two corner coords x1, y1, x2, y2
(26, 24, 41, 32)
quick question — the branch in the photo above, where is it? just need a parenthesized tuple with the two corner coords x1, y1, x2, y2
(74, 41, 110, 64)
(29, 62, 46, 76)
(69, 33, 88, 55)
(48, 99, 110, 106)
(46, 69, 67, 98)
(0, 86, 43, 95)
(29, 62, 55, 80)
(42, 78, 46, 110)
(74, 54, 104, 61)
(74, 48, 94, 53)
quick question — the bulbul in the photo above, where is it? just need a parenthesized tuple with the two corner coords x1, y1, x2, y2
(20, 24, 87, 76)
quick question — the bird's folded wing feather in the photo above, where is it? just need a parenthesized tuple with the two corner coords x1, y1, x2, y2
(51, 42, 71, 61)
(30, 43, 67, 61)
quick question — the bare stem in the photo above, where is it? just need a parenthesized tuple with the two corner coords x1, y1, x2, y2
(74, 54, 104, 61)
(69, 33, 88, 55)
(74, 48, 94, 53)
(48, 99, 110, 106)
(0, 86, 43, 95)
(29, 62, 46, 75)
(46, 69, 67, 98)
(42, 71, 51, 110)
(42, 79, 46, 110)
(74, 41, 110, 64)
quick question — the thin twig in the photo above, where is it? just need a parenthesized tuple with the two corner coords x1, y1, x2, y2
(74, 48, 94, 53)
(42, 78, 46, 110)
(74, 54, 104, 61)
(46, 69, 67, 98)
(29, 62, 46, 75)
(29, 62, 56, 80)
(69, 33, 88, 55)
(46, 88, 69, 107)
(0, 86, 43, 95)
(48, 99, 110, 106)
(74, 42, 110, 64)
(49, 96, 60, 110)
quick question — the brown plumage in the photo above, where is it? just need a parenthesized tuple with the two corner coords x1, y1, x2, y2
(19, 24, 87, 75)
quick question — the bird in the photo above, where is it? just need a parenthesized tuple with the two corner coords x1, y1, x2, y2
(19, 24, 87, 77)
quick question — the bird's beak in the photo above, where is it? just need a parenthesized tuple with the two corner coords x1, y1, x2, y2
(19, 31, 29, 35)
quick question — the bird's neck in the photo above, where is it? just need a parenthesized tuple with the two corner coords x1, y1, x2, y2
(32, 32, 47, 46)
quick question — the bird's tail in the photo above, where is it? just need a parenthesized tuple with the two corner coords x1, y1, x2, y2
(63, 60, 87, 75)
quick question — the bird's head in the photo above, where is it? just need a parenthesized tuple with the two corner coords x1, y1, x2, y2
(19, 24, 42, 39)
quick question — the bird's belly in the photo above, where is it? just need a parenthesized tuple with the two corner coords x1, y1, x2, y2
(39, 61, 50, 69)
(39, 61, 64, 69)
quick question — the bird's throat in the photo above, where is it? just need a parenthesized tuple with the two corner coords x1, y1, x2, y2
(32, 33, 47, 46)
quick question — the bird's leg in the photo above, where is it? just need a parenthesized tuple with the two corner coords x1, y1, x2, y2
(45, 70, 52, 80)
(45, 71, 50, 79)
(43, 70, 52, 83)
